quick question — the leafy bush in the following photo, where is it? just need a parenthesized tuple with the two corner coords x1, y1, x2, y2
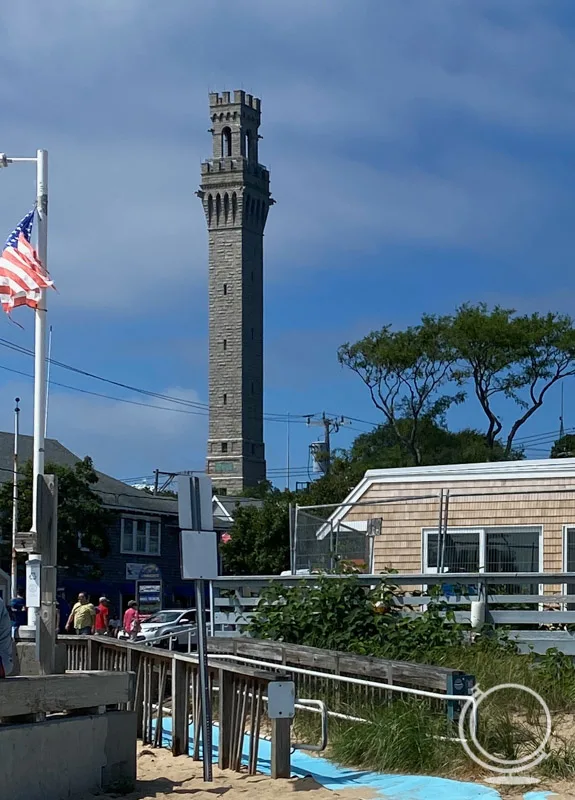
(248, 574, 463, 660)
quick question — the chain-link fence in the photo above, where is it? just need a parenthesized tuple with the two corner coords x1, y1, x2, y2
(292, 507, 372, 572)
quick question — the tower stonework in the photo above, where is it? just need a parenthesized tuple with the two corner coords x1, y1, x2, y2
(199, 90, 273, 495)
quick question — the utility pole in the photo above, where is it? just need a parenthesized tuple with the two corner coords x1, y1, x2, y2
(306, 413, 346, 475)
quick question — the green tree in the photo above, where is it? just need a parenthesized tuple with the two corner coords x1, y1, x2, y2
(550, 434, 575, 458)
(339, 315, 462, 465)
(340, 303, 575, 459)
(220, 492, 291, 575)
(449, 304, 575, 456)
(0, 457, 113, 572)
(350, 418, 522, 469)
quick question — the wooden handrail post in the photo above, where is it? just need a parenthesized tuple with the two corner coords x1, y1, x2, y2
(218, 668, 234, 770)
(86, 636, 99, 670)
(271, 716, 291, 778)
(172, 659, 189, 757)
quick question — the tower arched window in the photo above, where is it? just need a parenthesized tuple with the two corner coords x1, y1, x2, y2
(223, 193, 229, 223)
(232, 192, 237, 224)
(244, 130, 252, 160)
(207, 195, 213, 227)
(221, 127, 232, 157)
(216, 194, 221, 226)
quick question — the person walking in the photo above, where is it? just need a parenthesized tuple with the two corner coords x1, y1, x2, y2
(56, 589, 70, 634)
(123, 600, 140, 641)
(9, 589, 26, 640)
(0, 597, 14, 677)
(66, 592, 96, 635)
(95, 597, 110, 636)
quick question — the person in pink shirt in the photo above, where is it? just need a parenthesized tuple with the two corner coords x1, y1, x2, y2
(123, 600, 140, 640)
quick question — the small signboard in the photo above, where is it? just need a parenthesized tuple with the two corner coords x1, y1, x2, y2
(136, 579, 162, 616)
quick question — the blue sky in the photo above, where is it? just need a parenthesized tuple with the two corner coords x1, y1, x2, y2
(1, 0, 575, 486)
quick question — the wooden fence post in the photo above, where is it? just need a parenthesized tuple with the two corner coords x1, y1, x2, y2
(271, 717, 291, 779)
(172, 659, 189, 756)
(86, 636, 99, 671)
(218, 668, 234, 770)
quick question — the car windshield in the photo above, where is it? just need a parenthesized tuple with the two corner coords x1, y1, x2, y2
(145, 612, 181, 624)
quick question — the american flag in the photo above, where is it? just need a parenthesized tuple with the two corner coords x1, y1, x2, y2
(0, 209, 53, 315)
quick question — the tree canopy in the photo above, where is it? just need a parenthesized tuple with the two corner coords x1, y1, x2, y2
(339, 303, 575, 460)
(0, 457, 112, 575)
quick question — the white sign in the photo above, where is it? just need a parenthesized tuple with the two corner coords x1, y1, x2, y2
(26, 557, 41, 608)
(180, 531, 218, 580)
(126, 563, 161, 581)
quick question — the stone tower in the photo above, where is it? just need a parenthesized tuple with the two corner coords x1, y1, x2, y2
(198, 90, 273, 495)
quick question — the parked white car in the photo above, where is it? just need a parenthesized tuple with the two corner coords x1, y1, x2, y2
(118, 608, 197, 649)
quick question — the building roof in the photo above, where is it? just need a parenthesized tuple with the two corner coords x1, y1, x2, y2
(314, 456, 575, 537)
(213, 495, 264, 528)
(0, 432, 178, 515)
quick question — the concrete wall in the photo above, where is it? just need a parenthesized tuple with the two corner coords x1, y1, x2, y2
(0, 711, 136, 800)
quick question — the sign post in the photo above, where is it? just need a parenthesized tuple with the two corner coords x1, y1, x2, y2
(178, 475, 217, 782)
(136, 580, 163, 617)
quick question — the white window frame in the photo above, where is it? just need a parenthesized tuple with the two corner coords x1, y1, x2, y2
(421, 525, 543, 595)
(121, 516, 161, 556)
(562, 524, 575, 607)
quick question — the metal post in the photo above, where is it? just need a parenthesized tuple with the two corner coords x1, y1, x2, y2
(195, 579, 213, 781)
(10, 397, 20, 599)
(292, 505, 298, 574)
(288, 503, 295, 575)
(28, 149, 48, 631)
(439, 489, 450, 573)
(436, 489, 444, 573)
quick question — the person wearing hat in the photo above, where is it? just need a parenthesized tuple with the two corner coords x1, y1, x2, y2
(95, 597, 110, 636)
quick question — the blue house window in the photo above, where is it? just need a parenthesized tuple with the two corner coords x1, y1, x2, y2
(121, 517, 160, 556)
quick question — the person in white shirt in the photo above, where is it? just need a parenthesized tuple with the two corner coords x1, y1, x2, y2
(0, 597, 14, 677)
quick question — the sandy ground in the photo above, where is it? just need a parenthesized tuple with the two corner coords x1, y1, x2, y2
(78, 746, 376, 800)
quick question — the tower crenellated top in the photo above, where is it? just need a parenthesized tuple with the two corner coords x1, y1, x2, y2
(206, 89, 263, 164)
(209, 90, 261, 112)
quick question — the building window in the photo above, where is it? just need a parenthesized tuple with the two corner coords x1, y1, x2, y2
(221, 442, 228, 453)
(251, 444, 255, 455)
(223, 283, 228, 295)
(251, 327, 254, 340)
(251, 271, 254, 282)
(251, 381, 254, 394)
(77, 531, 90, 552)
(423, 525, 541, 594)
(564, 527, 575, 608)
(121, 517, 161, 556)
(223, 393, 227, 405)
(223, 339, 227, 351)
(221, 127, 232, 157)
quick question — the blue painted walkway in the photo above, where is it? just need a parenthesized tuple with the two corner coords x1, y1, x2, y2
(157, 718, 556, 799)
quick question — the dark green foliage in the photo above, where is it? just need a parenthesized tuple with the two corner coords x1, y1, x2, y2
(0, 457, 112, 572)
(550, 434, 575, 458)
(220, 494, 291, 575)
(248, 574, 463, 660)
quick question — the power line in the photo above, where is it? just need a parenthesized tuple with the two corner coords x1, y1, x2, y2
(0, 337, 316, 424)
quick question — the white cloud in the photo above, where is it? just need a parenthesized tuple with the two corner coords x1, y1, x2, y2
(0, 0, 573, 313)
(0, 379, 207, 479)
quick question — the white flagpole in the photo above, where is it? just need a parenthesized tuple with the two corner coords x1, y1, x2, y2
(27, 149, 48, 631)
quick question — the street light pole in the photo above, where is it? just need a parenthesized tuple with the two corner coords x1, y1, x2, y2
(0, 150, 49, 632)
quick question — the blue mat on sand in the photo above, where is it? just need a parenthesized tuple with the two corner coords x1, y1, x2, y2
(155, 718, 555, 800)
